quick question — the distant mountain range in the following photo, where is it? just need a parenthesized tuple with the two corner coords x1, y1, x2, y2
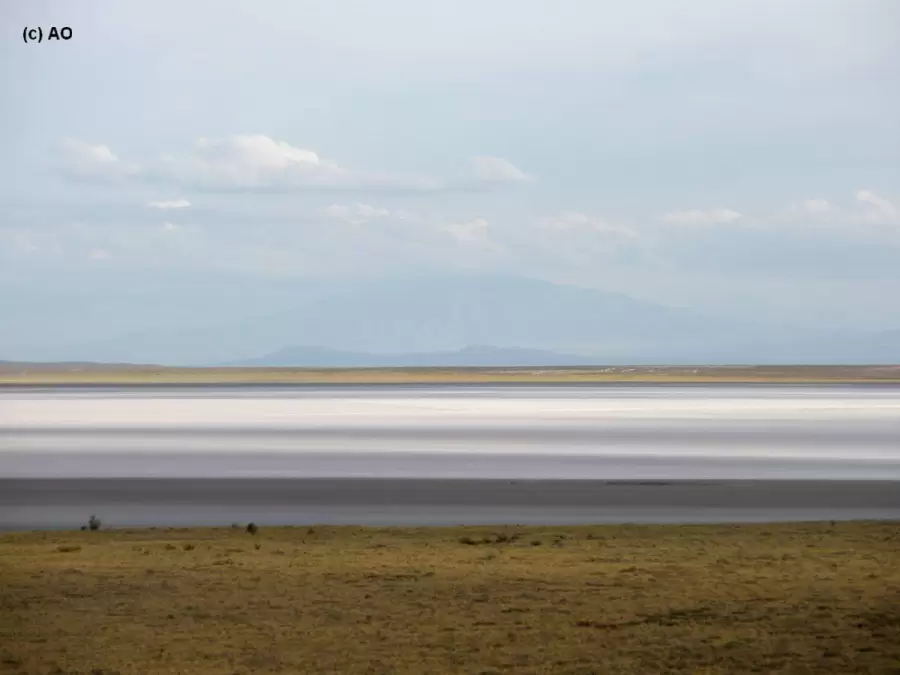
(223, 344, 606, 367)
(18, 276, 900, 365)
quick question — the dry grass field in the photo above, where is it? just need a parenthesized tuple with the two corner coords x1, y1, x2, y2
(2, 522, 899, 674)
(1, 364, 899, 385)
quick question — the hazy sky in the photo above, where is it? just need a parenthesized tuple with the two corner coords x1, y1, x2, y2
(2, 0, 900, 344)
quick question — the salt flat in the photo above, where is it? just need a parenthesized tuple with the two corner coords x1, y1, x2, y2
(2, 385, 900, 527)
(1, 384, 898, 479)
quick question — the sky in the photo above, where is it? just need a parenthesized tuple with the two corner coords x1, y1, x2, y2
(2, 0, 900, 357)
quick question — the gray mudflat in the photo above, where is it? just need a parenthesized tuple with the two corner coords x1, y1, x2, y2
(2, 478, 898, 530)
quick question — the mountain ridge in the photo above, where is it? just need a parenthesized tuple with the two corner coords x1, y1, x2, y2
(222, 344, 607, 367)
(27, 276, 900, 365)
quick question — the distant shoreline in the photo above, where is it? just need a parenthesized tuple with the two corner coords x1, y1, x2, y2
(1, 364, 899, 385)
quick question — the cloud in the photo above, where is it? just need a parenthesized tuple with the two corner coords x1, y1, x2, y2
(799, 199, 835, 215)
(472, 156, 532, 183)
(644, 190, 900, 282)
(539, 211, 638, 237)
(7, 232, 40, 254)
(154, 135, 441, 193)
(55, 137, 543, 195)
(444, 217, 490, 243)
(526, 212, 646, 270)
(781, 190, 899, 228)
(660, 208, 742, 226)
(323, 203, 390, 224)
(855, 189, 899, 223)
(158, 135, 336, 190)
(58, 139, 140, 181)
(779, 198, 841, 224)
(147, 199, 191, 210)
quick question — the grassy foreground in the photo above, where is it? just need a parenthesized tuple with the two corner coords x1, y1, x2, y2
(2, 523, 899, 674)
(1, 364, 900, 385)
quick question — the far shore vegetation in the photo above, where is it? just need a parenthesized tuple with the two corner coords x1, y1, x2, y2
(1, 363, 899, 385)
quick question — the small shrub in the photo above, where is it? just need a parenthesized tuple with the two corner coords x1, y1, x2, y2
(57, 544, 82, 553)
(88, 515, 101, 531)
(254, 543, 262, 551)
(231, 523, 240, 529)
(182, 543, 195, 551)
(495, 532, 520, 544)
(80, 526, 87, 531)
(530, 540, 542, 547)
(459, 532, 518, 546)
(246, 522, 258, 535)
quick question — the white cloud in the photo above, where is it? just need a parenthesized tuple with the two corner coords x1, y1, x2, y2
(472, 156, 532, 183)
(800, 199, 835, 215)
(58, 139, 140, 181)
(88, 248, 111, 260)
(158, 135, 337, 190)
(356, 203, 390, 219)
(8, 232, 40, 254)
(527, 211, 647, 270)
(540, 211, 637, 237)
(783, 190, 899, 228)
(322, 204, 351, 219)
(660, 208, 742, 226)
(323, 203, 390, 224)
(780, 198, 840, 224)
(155, 135, 440, 193)
(856, 189, 899, 222)
(444, 218, 490, 243)
(147, 199, 191, 210)
(55, 137, 543, 195)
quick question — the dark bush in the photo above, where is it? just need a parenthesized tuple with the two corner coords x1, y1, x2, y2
(88, 515, 101, 532)
(492, 532, 518, 544)
(246, 522, 258, 535)
(459, 532, 519, 546)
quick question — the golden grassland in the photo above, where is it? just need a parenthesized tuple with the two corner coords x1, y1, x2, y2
(2, 522, 899, 674)
(1, 364, 899, 385)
